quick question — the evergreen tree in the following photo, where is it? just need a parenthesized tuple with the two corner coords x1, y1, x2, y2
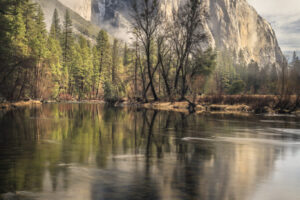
(74, 36, 93, 99)
(92, 46, 100, 98)
(62, 9, 73, 66)
(33, 6, 48, 58)
(62, 9, 73, 93)
(0, 1, 29, 99)
(268, 64, 278, 94)
(259, 65, 269, 94)
(96, 30, 111, 97)
(48, 35, 63, 98)
(32, 6, 49, 98)
(247, 61, 260, 94)
(290, 54, 300, 94)
(11, 5, 27, 55)
(112, 39, 120, 82)
(123, 43, 130, 66)
(292, 51, 298, 65)
(50, 9, 61, 41)
(0, 1, 12, 89)
(23, 0, 36, 54)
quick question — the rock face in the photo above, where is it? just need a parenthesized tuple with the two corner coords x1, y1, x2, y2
(204, 0, 284, 66)
(45, 0, 285, 66)
(58, 0, 92, 21)
(34, 0, 100, 39)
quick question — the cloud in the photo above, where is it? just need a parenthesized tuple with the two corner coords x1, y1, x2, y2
(247, 0, 300, 16)
(247, 0, 300, 52)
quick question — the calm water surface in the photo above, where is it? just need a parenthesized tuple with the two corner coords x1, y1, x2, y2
(0, 104, 300, 200)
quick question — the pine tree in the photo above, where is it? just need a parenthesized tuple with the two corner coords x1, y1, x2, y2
(290, 53, 300, 94)
(0, 1, 12, 88)
(96, 30, 111, 98)
(34, 6, 48, 57)
(292, 51, 298, 65)
(32, 6, 49, 98)
(48, 35, 63, 98)
(50, 9, 61, 41)
(123, 43, 130, 66)
(62, 9, 73, 93)
(0, 1, 29, 99)
(112, 39, 120, 82)
(62, 9, 73, 66)
(22, 0, 36, 55)
(48, 9, 63, 97)
(247, 61, 260, 94)
(71, 42, 83, 98)
(73, 36, 93, 99)
(92, 46, 100, 98)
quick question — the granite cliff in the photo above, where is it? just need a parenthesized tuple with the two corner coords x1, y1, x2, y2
(37, 0, 285, 66)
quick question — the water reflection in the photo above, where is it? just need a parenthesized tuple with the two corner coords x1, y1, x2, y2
(0, 104, 300, 200)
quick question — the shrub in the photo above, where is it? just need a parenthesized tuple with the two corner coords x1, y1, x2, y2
(228, 80, 245, 95)
(103, 80, 125, 103)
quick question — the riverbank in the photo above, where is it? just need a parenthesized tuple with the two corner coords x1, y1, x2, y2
(1, 95, 299, 115)
(0, 100, 42, 110)
(121, 101, 299, 115)
(117, 95, 300, 115)
(133, 102, 252, 114)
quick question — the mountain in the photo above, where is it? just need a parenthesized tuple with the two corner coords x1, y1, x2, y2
(204, 0, 284, 66)
(34, 0, 100, 39)
(37, 0, 285, 67)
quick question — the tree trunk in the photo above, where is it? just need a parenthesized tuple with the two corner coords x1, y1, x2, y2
(146, 42, 158, 101)
(159, 56, 171, 98)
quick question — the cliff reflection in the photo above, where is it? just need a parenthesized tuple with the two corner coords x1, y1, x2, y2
(0, 104, 298, 200)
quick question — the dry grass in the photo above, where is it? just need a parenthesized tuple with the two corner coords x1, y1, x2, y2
(198, 95, 276, 105)
(197, 95, 299, 114)
(140, 101, 251, 114)
(0, 100, 42, 110)
(209, 104, 251, 112)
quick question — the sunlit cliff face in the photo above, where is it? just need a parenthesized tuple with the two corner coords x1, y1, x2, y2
(58, 0, 92, 21)
(204, 0, 284, 66)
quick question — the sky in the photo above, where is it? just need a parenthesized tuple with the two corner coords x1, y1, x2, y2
(248, 0, 300, 54)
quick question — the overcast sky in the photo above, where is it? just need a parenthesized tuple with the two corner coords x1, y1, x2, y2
(248, 0, 300, 53)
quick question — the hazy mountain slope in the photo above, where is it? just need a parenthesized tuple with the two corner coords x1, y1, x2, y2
(34, 0, 100, 39)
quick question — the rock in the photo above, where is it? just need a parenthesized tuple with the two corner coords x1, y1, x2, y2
(59, 0, 91, 21)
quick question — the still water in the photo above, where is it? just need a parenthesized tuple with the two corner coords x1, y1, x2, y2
(1, 104, 300, 200)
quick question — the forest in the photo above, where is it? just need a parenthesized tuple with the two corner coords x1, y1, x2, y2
(0, 0, 299, 105)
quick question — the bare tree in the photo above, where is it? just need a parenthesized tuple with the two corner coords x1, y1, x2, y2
(131, 0, 162, 101)
(171, 0, 207, 100)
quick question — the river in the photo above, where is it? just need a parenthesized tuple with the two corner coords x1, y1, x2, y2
(0, 104, 300, 200)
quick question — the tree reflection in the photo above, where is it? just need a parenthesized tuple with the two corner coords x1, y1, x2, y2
(0, 104, 297, 200)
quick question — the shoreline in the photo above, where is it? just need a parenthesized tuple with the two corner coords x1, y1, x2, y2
(117, 100, 300, 116)
(0, 100, 42, 110)
(1, 99, 299, 116)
